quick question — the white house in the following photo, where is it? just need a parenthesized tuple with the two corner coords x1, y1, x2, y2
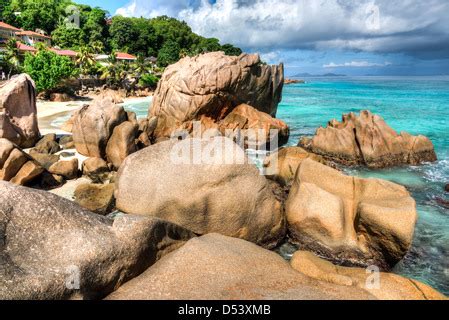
(15, 30, 51, 47)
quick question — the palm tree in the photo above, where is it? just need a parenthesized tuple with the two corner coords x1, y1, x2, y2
(130, 55, 149, 79)
(91, 41, 104, 55)
(76, 46, 96, 87)
(99, 52, 127, 88)
(2, 38, 21, 79)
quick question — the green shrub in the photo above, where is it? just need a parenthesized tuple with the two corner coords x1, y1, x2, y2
(139, 73, 159, 88)
(24, 49, 79, 92)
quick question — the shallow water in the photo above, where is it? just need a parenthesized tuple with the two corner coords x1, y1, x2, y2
(277, 76, 449, 294)
(54, 77, 449, 294)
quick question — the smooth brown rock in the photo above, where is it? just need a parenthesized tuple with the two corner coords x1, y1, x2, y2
(72, 97, 127, 158)
(39, 172, 66, 189)
(29, 150, 60, 170)
(445, 184, 449, 192)
(136, 132, 150, 148)
(149, 52, 284, 140)
(82, 157, 109, 176)
(106, 234, 373, 300)
(0, 181, 196, 300)
(48, 159, 79, 180)
(10, 160, 44, 185)
(33, 134, 60, 154)
(59, 135, 75, 149)
(219, 103, 289, 148)
(0, 74, 40, 148)
(263, 146, 329, 186)
(284, 79, 305, 84)
(291, 251, 447, 300)
(74, 183, 116, 215)
(50, 93, 72, 102)
(106, 121, 138, 170)
(60, 114, 75, 133)
(115, 137, 286, 249)
(285, 158, 417, 270)
(1, 138, 45, 185)
(0, 148, 28, 181)
(0, 138, 15, 165)
(299, 110, 437, 168)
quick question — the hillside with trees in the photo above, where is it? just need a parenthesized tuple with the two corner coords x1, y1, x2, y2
(1, 0, 242, 62)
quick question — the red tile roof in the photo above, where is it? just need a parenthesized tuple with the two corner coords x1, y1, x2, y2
(116, 52, 137, 60)
(50, 48, 77, 57)
(0, 21, 21, 32)
(16, 30, 51, 39)
(16, 42, 37, 52)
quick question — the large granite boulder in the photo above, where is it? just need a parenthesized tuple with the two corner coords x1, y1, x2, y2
(291, 251, 446, 300)
(220, 103, 289, 148)
(105, 121, 139, 170)
(299, 110, 437, 168)
(0, 74, 40, 148)
(115, 137, 286, 248)
(0, 181, 195, 300)
(149, 52, 285, 143)
(72, 97, 127, 158)
(0, 138, 44, 185)
(106, 234, 373, 300)
(263, 146, 329, 186)
(285, 158, 417, 270)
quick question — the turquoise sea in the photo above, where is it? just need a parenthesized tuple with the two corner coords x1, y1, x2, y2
(122, 76, 449, 294)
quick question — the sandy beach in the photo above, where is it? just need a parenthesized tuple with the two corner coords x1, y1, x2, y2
(37, 100, 86, 135)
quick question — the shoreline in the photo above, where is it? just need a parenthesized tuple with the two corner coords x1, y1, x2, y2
(37, 95, 153, 134)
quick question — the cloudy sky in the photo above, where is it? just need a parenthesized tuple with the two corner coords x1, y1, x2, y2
(79, 0, 449, 76)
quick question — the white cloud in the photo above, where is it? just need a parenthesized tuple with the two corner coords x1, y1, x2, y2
(323, 61, 392, 68)
(116, 0, 193, 18)
(115, 0, 449, 58)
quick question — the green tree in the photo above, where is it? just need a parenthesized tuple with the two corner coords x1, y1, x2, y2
(109, 16, 157, 56)
(0, 0, 12, 20)
(99, 52, 127, 88)
(91, 40, 104, 54)
(51, 23, 86, 49)
(191, 37, 222, 55)
(109, 16, 138, 53)
(76, 46, 95, 81)
(2, 38, 21, 78)
(157, 40, 181, 67)
(221, 44, 243, 56)
(7, 0, 71, 34)
(23, 48, 78, 92)
(82, 6, 109, 49)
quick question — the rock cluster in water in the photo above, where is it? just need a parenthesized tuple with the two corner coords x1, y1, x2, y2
(299, 110, 437, 168)
(148, 52, 289, 146)
(286, 158, 417, 270)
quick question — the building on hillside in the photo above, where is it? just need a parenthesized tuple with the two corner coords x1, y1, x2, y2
(16, 30, 51, 47)
(16, 42, 36, 53)
(0, 21, 20, 56)
(0, 21, 20, 44)
(95, 52, 137, 66)
(50, 48, 77, 60)
(115, 52, 137, 61)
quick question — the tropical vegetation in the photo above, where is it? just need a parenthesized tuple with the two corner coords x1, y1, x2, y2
(0, 0, 242, 92)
